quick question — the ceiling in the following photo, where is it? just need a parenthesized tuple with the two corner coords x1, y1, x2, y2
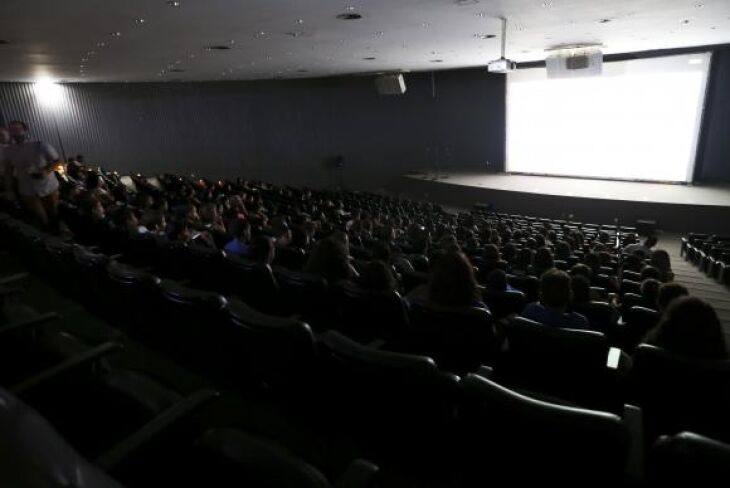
(0, 0, 728, 82)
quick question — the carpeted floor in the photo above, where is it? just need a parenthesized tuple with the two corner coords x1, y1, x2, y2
(664, 236, 730, 344)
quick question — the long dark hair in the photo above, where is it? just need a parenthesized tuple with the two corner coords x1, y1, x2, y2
(428, 251, 480, 308)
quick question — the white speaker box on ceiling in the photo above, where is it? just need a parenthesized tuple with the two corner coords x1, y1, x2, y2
(375, 74, 407, 95)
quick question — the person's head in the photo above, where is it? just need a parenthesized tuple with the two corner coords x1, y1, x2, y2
(648, 297, 728, 360)
(0, 127, 9, 145)
(229, 217, 251, 242)
(113, 207, 139, 235)
(644, 235, 659, 249)
(640, 265, 662, 281)
(584, 252, 601, 272)
(485, 268, 508, 292)
(482, 244, 500, 263)
(502, 242, 518, 263)
(515, 248, 533, 269)
(640, 278, 661, 307)
(81, 195, 104, 220)
(570, 263, 593, 280)
(571, 274, 591, 306)
(199, 202, 219, 224)
(539, 269, 572, 312)
(7, 121, 29, 144)
(534, 247, 555, 272)
(358, 260, 397, 292)
(290, 225, 310, 248)
(86, 173, 102, 191)
(624, 253, 644, 272)
(650, 249, 672, 274)
(428, 250, 480, 308)
(554, 241, 572, 261)
(248, 235, 275, 264)
(372, 241, 392, 263)
(141, 210, 166, 233)
(305, 237, 352, 282)
(657, 282, 689, 312)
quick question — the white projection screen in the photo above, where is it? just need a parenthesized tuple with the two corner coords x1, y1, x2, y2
(506, 53, 711, 183)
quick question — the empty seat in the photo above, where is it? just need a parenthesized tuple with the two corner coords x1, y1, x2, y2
(221, 255, 279, 314)
(407, 299, 496, 375)
(629, 344, 730, 443)
(274, 246, 308, 271)
(272, 267, 331, 330)
(496, 316, 621, 410)
(482, 289, 526, 319)
(456, 374, 636, 484)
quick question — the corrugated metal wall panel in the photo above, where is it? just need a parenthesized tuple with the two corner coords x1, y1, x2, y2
(0, 74, 506, 189)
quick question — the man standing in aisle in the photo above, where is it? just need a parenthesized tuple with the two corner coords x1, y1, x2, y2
(2, 121, 62, 232)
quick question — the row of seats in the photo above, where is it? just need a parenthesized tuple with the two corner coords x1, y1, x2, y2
(682, 233, 730, 286)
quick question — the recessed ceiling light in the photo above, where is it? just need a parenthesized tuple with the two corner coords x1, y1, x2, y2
(474, 34, 496, 39)
(166, 1, 181, 7)
(596, 18, 613, 24)
(345, 5, 356, 11)
(97, 42, 106, 48)
(206, 45, 232, 50)
(337, 13, 362, 20)
(81, 58, 88, 62)
(541, 1, 553, 7)
(188, 53, 196, 58)
(376, 31, 384, 36)
(254, 31, 266, 38)
(296, 19, 304, 24)
(363, 56, 376, 60)
(476, 12, 487, 17)
(421, 22, 431, 28)
(430, 59, 444, 63)
(680, 19, 691, 25)
(134, 18, 145, 25)
(110, 32, 121, 38)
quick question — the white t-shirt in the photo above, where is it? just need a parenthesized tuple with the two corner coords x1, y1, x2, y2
(2, 140, 60, 197)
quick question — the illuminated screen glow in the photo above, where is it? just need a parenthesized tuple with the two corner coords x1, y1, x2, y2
(506, 53, 711, 183)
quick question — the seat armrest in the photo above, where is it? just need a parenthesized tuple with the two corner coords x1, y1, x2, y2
(11, 341, 121, 395)
(475, 365, 495, 379)
(96, 389, 219, 472)
(0, 272, 29, 286)
(622, 404, 644, 482)
(0, 312, 60, 338)
(334, 459, 380, 488)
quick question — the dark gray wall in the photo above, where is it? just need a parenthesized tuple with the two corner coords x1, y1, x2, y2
(696, 47, 730, 183)
(0, 69, 506, 190)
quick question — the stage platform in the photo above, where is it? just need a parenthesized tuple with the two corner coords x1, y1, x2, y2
(399, 171, 730, 234)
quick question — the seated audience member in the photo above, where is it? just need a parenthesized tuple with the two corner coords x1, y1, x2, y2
(305, 237, 358, 283)
(570, 263, 593, 280)
(584, 252, 602, 276)
(554, 241, 572, 261)
(501, 242, 518, 265)
(624, 235, 658, 258)
(425, 250, 486, 309)
(199, 202, 226, 234)
(644, 297, 728, 360)
(112, 207, 147, 237)
(640, 278, 661, 310)
(484, 269, 516, 293)
(270, 217, 292, 248)
(480, 244, 505, 277)
(657, 282, 690, 313)
(140, 209, 167, 235)
(521, 269, 590, 329)
(623, 253, 645, 273)
(224, 218, 251, 258)
(640, 265, 662, 282)
(650, 249, 674, 282)
(530, 247, 555, 278)
(290, 225, 311, 250)
(511, 248, 534, 276)
(357, 260, 398, 292)
(570, 275, 592, 308)
(248, 235, 275, 265)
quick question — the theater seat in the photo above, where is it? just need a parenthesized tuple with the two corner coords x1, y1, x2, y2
(0, 387, 124, 488)
(497, 316, 623, 411)
(650, 432, 730, 483)
(221, 255, 279, 314)
(316, 331, 459, 462)
(408, 299, 496, 374)
(629, 344, 730, 443)
(332, 281, 410, 344)
(482, 289, 526, 320)
(506, 274, 539, 303)
(195, 429, 379, 488)
(618, 306, 660, 352)
(456, 374, 638, 484)
(272, 267, 331, 330)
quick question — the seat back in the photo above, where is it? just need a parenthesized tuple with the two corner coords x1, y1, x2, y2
(272, 267, 330, 330)
(408, 299, 495, 374)
(225, 298, 316, 390)
(619, 306, 660, 352)
(457, 374, 630, 484)
(630, 344, 730, 442)
(222, 255, 279, 314)
(482, 289, 526, 319)
(573, 301, 616, 335)
(621, 279, 642, 295)
(333, 282, 410, 343)
(506, 274, 539, 302)
(185, 244, 226, 291)
(650, 432, 730, 483)
(273, 246, 308, 271)
(498, 316, 612, 408)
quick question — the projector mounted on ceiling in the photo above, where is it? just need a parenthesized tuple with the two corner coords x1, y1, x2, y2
(545, 44, 604, 79)
(487, 17, 517, 74)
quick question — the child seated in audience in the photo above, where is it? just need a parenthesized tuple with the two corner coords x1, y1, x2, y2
(650, 249, 674, 282)
(521, 269, 590, 329)
(644, 296, 728, 360)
